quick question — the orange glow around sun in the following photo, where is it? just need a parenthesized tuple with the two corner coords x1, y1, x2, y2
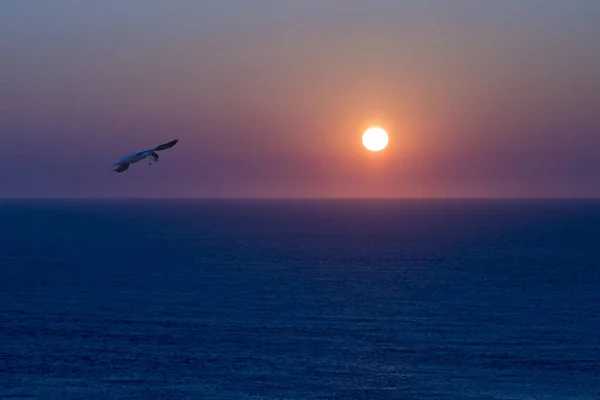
(362, 127, 389, 151)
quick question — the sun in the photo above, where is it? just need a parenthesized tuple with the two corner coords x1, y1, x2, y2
(362, 127, 389, 152)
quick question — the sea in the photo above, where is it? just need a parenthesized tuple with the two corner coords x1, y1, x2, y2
(1, 199, 599, 399)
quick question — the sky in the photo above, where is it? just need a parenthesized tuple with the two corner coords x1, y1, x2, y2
(1, 0, 599, 198)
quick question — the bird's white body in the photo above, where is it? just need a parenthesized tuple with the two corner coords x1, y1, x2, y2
(112, 139, 179, 173)
(116, 148, 156, 165)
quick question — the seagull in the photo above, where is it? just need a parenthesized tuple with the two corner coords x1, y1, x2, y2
(112, 139, 179, 173)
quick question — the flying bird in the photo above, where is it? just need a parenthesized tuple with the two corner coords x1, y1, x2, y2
(112, 139, 179, 173)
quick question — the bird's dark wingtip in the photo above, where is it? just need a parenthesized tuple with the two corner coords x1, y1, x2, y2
(154, 139, 180, 151)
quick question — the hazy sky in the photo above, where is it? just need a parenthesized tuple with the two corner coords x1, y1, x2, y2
(2, 0, 599, 197)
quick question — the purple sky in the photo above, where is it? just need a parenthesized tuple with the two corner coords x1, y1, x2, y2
(2, 0, 599, 198)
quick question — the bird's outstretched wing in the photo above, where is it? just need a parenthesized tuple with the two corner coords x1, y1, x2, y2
(153, 139, 179, 152)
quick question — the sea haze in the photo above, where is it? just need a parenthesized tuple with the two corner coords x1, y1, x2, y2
(1, 199, 599, 399)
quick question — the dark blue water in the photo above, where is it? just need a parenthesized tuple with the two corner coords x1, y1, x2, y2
(1, 199, 599, 399)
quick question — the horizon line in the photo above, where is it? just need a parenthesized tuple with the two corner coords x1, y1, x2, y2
(2, 196, 600, 201)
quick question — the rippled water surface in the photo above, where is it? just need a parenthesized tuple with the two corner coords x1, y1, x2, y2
(1, 199, 599, 399)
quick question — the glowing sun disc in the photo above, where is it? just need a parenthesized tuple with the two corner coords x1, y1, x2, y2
(362, 127, 389, 151)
